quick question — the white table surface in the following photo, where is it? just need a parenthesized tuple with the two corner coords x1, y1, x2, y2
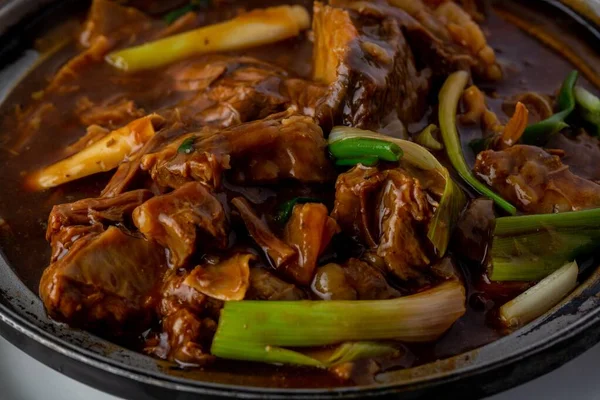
(1, 335, 599, 400)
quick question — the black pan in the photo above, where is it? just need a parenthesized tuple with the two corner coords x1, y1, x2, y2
(1, 1, 600, 398)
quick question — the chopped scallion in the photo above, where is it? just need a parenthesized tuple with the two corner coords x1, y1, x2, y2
(438, 71, 517, 215)
(499, 261, 578, 328)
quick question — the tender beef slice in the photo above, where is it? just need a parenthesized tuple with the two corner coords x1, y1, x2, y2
(47, 189, 153, 240)
(246, 268, 307, 301)
(547, 132, 600, 183)
(46, 189, 154, 262)
(331, 165, 386, 246)
(39, 226, 166, 335)
(133, 182, 228, 268)
(311, 259, 400, 300)
(474, 145, 600, 214)
(453, 198, 495, 264)
(142, 111, 333, 190)
(139, 130, 229, 191)
(312, 2, 429, 130)
(331, 165, 434, 281)
(281, 203, 340, 285)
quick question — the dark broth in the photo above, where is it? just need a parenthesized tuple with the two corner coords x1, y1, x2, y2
(0, 0, 597, 387)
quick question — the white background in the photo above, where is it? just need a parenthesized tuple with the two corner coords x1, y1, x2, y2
(1, 335, 599, 400)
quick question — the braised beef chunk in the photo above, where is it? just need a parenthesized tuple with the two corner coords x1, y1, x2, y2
(454, 198, 495, 264)
(474, 145, 600, 214)
(46, 189, 153, 262)
(332, 165, 435, 281)
(246, 268, 307, 300)
(312, 2, 429, 130)
(312, 259, 401, 300)
(133, 182, 228, 268)
(39, 227, 166, 334)
(47, 189, 153, 241)
(146, 271, 217, 366)
(142, 111, 333, 190)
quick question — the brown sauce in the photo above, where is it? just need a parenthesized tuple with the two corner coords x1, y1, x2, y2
(0, 0, 598, 388)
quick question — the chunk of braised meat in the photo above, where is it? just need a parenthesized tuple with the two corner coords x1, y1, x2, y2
(332, 165, 435, 282)
(453, 198, 495, 264)
(312, 259, 401, 300)
(39, 226, 166, 335)
(141, 111, 333, 190)
(46, 189, 153, 262)
(246, 268, 307, 300)
(133, 182, 228, 268)
(547, 132, 600, 183)
(377, 169, 433, 280)
(146, 271, 217, 366)
(474, 145, 600, 214)
(231, 197, 296, 267)
(312, 2, 429, 130)
(282, 203, 340, 285)
(47, 189, 153, 240)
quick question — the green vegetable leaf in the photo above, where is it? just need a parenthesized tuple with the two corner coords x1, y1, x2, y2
(521, 70, 578, 145)
(275, 197, 323, 224)
(164, 0, 211, 25)
(177, 137, 195, 154)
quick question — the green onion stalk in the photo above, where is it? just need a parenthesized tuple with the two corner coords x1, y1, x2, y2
(275, 197, 324, 224)
(328, 138, 403, 166)
(499, 261, 578, 328)
(328, 126, 467, 256)
(490, 208, 600, 281)
(574, 86, 600, 137)
(520, 70, 578, 145)
(211, 280, 466, 366)
(438, 71, 517, 215)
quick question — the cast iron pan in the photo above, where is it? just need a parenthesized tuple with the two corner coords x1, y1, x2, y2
(1, 1, 600, 399)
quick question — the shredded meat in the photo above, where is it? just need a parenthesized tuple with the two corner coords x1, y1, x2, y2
(474, 145, 600, 213)
(133, 182, 228, 268)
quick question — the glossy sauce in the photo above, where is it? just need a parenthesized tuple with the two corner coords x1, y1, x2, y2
(0, 0, 597, 387)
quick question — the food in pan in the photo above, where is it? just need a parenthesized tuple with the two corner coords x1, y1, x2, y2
(1, 0, 599, 385)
